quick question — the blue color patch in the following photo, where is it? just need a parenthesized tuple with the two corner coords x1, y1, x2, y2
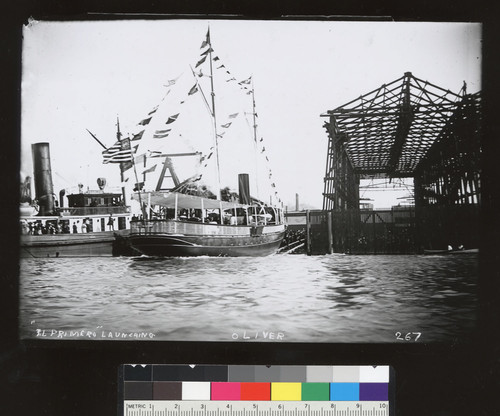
(330, 383, 359, 401)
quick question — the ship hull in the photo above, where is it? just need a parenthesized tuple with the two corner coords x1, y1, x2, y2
(128, 220, 285, 257)
(20, 230, 130, 258)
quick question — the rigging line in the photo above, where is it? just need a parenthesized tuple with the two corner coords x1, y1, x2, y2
(189, 65, 213, 118)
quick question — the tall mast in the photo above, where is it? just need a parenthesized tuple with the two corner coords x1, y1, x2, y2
(250, 80, 260, 199)
(207, 28, 223, 201)
(116, 116, 127, 205)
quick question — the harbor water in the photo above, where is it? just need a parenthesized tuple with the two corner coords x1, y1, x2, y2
(19, 253, 478, 343)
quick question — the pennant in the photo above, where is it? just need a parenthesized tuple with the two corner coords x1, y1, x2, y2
(120, 177, 130, 186)
(228, 113, 239, 119)
(135, 153, 147, 164)
(238, 76, 252, 85)
(166, 114, 180, 124)
(216, 132, 226, 138)
(147, 150, 163, 158)
(153, 129, 172, 138)
(195, 55, 207, 68)
(130, 130, 144, 141)
(142, 164, 157, 175)
(261, 147, 266, 153)
(200, 29, 210, 48)
(188, 85, 198, 95)
(196, 70, 204, 77)
(201, 47, 213, 56)
(138, 116, 152, 126)
(226, 77, 236, 82)
(221, 122, 232, 128)
(217, 64, 225, 69)
(259, 138, 264, 142)
(164, 79, 177, 87)
(213, 56, 220, 61)
(207, 152, 213, 159)
(148, 106, 159, 115)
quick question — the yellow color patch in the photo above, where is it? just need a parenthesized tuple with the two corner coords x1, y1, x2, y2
(271, 383, 302, 401)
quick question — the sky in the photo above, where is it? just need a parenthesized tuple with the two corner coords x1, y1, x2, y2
(21, 19, 482, 210)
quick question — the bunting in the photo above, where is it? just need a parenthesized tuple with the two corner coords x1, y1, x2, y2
(165, 114, 180, 124)
(226, 77, 236, 82)
(201, 47, 213, 56)
(188, 85, 198, 96)
(142, 164, 157, 175)
(221, 122, 232, 128)
(148, 106, 159, 115)
(138, 116, 152, 126)
(153, 129, 172, 138)
(238, 76, 252, 85)
(228, 113, 239, 119)
(213, 56, 220, 61)
(195, 55, 207, 68)
(217, 64, 225, 69)
(131, 130, 144, 141)
(200, 29, 210, 49)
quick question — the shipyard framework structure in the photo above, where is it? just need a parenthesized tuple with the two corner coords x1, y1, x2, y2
(317, 72, 481, 254)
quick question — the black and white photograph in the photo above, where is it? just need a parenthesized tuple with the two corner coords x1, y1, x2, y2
(19, 18, 482, 343)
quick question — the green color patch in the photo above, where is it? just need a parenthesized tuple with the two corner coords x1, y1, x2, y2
(301, 383, 330, 401)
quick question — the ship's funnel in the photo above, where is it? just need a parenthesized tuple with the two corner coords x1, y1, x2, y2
(238, 173, 251, 205)
(32, 142, 55, 215)
(59, 189, 66, 207)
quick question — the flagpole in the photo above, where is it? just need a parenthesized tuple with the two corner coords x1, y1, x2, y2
(250, 79, 260, 199)
(116, 117, 128, 206)
(128, 138, 147, 220)
(206, 28, 223, 202)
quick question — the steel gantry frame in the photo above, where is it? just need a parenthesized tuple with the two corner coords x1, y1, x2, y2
(321, 72, 481, 211)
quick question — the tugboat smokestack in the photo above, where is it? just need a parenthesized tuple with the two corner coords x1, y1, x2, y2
(32, 142, 55, 215)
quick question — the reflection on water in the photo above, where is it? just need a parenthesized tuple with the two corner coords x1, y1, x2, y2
(19, 254, 478, 342)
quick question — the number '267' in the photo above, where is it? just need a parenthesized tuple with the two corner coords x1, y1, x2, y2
(395, 332, 421, 341)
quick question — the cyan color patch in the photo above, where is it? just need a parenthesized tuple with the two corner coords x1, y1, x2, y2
(330, 383, 359, 401)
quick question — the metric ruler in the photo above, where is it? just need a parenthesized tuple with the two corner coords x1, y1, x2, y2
(123, 401, 389, 416)
(120, 365, 392, 416)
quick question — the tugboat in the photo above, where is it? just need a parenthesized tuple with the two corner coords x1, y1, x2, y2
(20, 142, 133, 258)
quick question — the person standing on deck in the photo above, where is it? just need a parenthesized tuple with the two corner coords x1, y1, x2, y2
(107, 214, 115, 231)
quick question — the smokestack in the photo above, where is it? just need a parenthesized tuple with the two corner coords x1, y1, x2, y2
(295, 193, 299, 211)
(59, 189, 66, 208)
(32, 143, 55, 215)
(238, 173, 251, 205)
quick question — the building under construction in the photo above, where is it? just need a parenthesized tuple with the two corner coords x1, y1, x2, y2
(310, 72, 481, 255)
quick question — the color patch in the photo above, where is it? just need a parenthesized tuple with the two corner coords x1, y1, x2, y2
(359, 383, 388, 401)
(182, 382, 211, 400)
(212, 382, 241, 400)
(271, 383, 301, 401)
(306, 366, 333, 382)
(332, 366, 360, 382)
(359, 366, 390, 382)
(153, 365, 227, 381)
(330, 383, 359, 401)
(280, 366, 307, 382)
(255, 366, 281, 382)
(241, 383, 271, 401)
(153, 382, 182, 400)
(228, 365, 255, 382)
(301, 383, 330, 401)
(124, 365, 152, 381)
(124, 381, 153, 400)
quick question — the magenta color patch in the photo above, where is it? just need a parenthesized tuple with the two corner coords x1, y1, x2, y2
(211, 382, 241, 400)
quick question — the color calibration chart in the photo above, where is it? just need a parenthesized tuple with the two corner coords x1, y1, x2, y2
(121, 365, 393, 416)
